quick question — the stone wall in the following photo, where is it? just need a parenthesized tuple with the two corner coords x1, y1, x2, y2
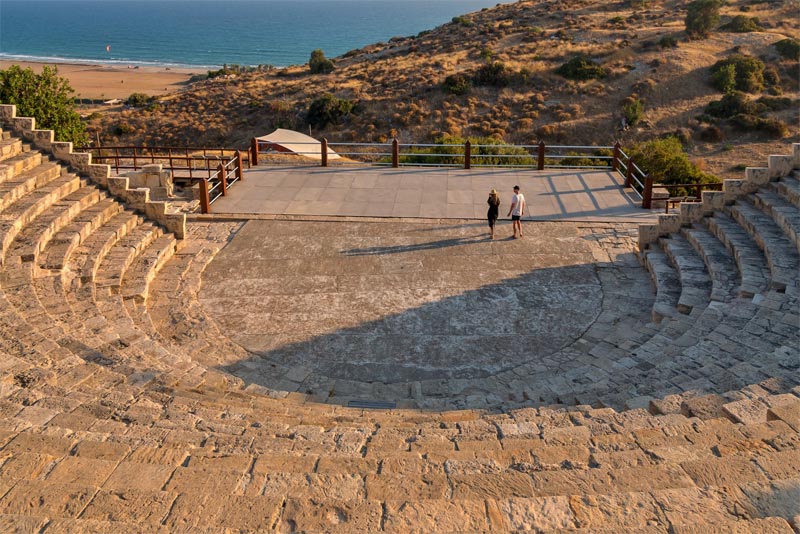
(0, 104, 185, 238)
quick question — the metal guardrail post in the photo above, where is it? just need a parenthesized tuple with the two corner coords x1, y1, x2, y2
(199, 179, 210, 214)
(642, 175, 653, 209)
(612, 142, 621, 172)
(537, 141, 545, 170)
(235, 150, 243, 181)
(464, 140, 471, 170)
(219, 163, 227, 196)
(392, 138, 399, 168)
(625, 158, 634, 188)
(251, 138, 258, 166)
(321, 138, 328, 167)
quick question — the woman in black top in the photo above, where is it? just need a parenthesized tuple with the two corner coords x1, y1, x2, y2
(487, 189, 500, 239)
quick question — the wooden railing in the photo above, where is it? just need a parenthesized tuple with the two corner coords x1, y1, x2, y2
(78, 145, 246, 213)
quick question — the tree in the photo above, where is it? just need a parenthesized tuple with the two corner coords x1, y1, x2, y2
(685, 0, 721, 39)
(0, 65, 88, 146)
(306, 94, 354, 127)
(629, 137, 718, 189)
(710, 55, 765, 93)
(308, 49, 334, 74)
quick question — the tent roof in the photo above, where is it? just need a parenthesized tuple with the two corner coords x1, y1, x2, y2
(256, 128, 340, 160)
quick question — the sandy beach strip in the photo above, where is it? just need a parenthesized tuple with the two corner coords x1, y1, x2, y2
(0, 60, 204, 100)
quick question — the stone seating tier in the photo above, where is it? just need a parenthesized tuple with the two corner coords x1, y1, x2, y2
(0, 109, 797, 532)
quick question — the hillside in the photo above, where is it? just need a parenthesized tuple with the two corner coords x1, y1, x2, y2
(86, 0, 799, 181)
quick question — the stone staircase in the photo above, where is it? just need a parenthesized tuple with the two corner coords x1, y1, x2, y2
(0, 102, 797, 531)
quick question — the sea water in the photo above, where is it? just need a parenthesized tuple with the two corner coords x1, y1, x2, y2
(0, 0, 509, 69)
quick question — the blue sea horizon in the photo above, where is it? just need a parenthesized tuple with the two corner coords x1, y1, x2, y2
(0, 0, 511, 69)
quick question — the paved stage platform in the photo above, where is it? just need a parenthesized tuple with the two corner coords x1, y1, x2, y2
(210, 165, 658, 222)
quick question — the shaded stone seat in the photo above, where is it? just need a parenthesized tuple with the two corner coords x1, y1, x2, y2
(705, 213, 771, 298)
(660, 234, 713, 315)
(682, 226, 740, 302)
(0, 159, 60, 213)
(643, 249, 682, 322)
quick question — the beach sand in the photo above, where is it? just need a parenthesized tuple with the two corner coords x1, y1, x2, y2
(0, 60, 203, 100)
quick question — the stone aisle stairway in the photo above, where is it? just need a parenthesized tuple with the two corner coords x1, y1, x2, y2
(0, 108, 797, 532)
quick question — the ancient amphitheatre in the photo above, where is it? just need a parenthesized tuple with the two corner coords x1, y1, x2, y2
(0, 96, 798, 531)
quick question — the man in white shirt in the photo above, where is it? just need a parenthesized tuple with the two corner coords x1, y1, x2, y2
(507, 185, 526, 238)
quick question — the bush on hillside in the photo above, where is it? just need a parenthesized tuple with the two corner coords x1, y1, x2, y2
(400, 136, 534, 166)
(473, 62, 513, 87)
(731, 114, 789, 138)
(774, 38, 800, 61)
(628, 137, 718, 189)
(127, 93, 155, 108)
(0, 65, 88, 147)
(720, 15, 762, 33)
(308, 49, 335, 74)
(442, 73, 471, 95)
(306, 94, 354, 127)
(705, 92, 760, 118)
(555, 55, 607, 81)
(710, 55, 765, 93)
(622, 96, 645, 126)
(659, 35, 679, 48)
(704, 92, 790, 138)
(685, 0, 721, 39)
(452, 15, 474, 27)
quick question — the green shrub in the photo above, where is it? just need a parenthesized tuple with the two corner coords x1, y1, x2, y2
(442, 73, 471, 95)
(659, 35, 679, 48)
(731, 114, 789, 138)
(756, 95, 793, 111)
(473, 62, 513, 87)
(774, 38, 800, 61)
(710, 54, 765, 93)
(308, 49, 335, 74)
(629, 137, 718, 190)
(400, 136, 534, 166)
(705, 92, 760, 118)
(720, 15, 762, 32)
(0, 64, 88, 146)
(306, 94, 354, 127)
(685, 0, 721, 39)
(555, 55, 607, 80)
(452, 15, 474, 27)
(622, 97, 645, 126)
(711, 63, 737, 94)
(126, 93, 154, 108)
(113, 123, 135, 136)
(700, 125, 724, 141)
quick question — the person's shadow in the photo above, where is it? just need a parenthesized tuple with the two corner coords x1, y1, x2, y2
(341, 235, 492, 256)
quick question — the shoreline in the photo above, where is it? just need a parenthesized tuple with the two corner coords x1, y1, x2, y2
(0, 60, 205, 100)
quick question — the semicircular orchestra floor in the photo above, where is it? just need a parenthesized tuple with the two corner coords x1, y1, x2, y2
(194, 218, 657, 409)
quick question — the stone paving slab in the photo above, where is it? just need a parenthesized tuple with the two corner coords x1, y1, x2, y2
(211, 165, 658, 222)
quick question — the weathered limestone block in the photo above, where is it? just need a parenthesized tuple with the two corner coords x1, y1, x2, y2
(652, 187, 670, 210)
(793, 143, 800, 168)
(768, 155, 793, 179)
(724, 179, 746, 201)
(638, 224, 660, 248)
(11, 116, 34, 134)
(107, 176, 130, 197)
(702, 191, 726, 215)
(0, 104, 15, 121)
(745, 167, 770, 186)
(126, 188, 150, 210)
(31, 129, 54, 148)
(680, 201, 705, 224)
(659, 213, 681, 235)
(124, 164, 174, 199)
(88, 163, 111, 187)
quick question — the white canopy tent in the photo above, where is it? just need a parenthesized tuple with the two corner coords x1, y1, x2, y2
(255, 128, 340, 160)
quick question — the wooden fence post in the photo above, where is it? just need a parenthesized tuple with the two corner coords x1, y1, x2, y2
(250, 138, 259, 166)
(219, 163, 227, 196)
(392, 138, 399, 168)
(642, 175, 653, 209)
(464, 140, 471, 170)
(612, 142, 621, 172)
(199, 179, 210, 214)
(537, 141, 545, 170)
(321, 138, 328, 167)
(235, 150, 243, 181)
(625, 158, 634, 188)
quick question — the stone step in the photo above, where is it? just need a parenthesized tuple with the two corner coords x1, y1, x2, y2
(681, 226, 739, 302)
(0, 174, 84, 265)
(704, 212, 770, 298)
(120, 235, 179, 304)
(643, 249, 681, 322)
(0, 137, 23, 164)
(0, 161, 62, 213)
(0, 149, 43, 185)
(38, 199, 124, 272)
(4, 186, 102, 266)
(66, 211, 143, 287)
(659, 234, 712, 315)
(770, 174, 800, 209)
(727, 201, 800, 293)
(94, 223, 164, 294)
(752, 190, 800, 251)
